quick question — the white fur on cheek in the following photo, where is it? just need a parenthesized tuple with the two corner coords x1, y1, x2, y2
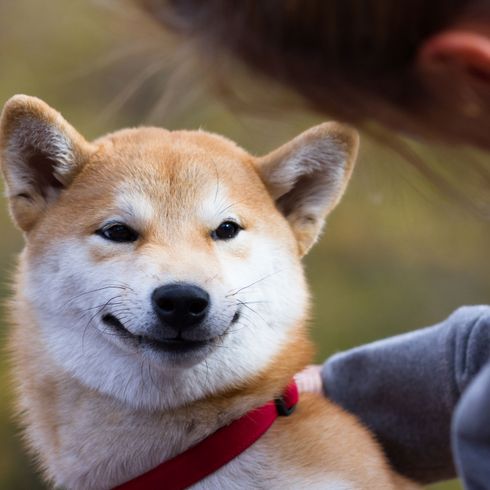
(5, 118, 75, 194)
(197, 230, 308, 388)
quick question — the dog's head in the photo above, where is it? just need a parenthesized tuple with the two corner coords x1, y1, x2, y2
(1, 95, 358, 409)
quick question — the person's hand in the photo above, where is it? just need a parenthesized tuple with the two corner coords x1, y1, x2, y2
(294, 364, 324, 394)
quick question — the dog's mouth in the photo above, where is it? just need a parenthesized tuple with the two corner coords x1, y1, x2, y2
(101, 312, 240, 354)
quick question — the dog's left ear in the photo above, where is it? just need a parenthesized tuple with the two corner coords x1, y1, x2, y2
(0, 95, 95, 232)
(256, 123, 358, 256)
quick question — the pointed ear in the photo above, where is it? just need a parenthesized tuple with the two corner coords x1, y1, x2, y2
(0, 95, 94, 231)
(256, 122, 358, 256)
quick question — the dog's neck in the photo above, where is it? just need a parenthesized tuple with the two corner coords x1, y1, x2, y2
(14, 314, 313, 489)
(186, 328, 313, 425)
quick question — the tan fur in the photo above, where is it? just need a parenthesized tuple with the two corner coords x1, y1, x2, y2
(2, 95, 418, 489)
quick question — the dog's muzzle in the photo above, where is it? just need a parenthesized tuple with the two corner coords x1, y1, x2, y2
(101, 282, 239, 357)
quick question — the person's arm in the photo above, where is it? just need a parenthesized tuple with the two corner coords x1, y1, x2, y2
(452, 360, 490, 490)
(320, 305, 490, 484)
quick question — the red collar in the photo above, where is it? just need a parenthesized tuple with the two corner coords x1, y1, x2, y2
(113, 381, 299, 490)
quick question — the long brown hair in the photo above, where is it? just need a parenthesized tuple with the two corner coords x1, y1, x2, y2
(137, 0, 490, 213)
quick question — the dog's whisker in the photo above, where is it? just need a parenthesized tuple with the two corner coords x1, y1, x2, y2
(226, 269, 285, 298)
(235, 299, 270, 306)
(229, 315, 257, 334)
(79, 300, 126, 312)
(209, 156, 221, 206)
(217, 198, 248, 217)
(235, 300, 267, 324)
(66, 284, 130, 305)
(77, 296, 125, 321)
(79, 294, 132, 350)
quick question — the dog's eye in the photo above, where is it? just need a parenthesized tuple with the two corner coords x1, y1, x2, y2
(97, 223, 139, 243)
(212, 221, 242, 240)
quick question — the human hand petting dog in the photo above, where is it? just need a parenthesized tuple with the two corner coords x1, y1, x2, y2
(294, 364, 324, 394)
(301, 307, 490, 488)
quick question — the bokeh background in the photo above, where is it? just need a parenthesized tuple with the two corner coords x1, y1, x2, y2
(0, 1, 488, 488)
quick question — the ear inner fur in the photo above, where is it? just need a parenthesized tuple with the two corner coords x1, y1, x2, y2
(0, 95, 94, 231)
(256, 123, 359, 256)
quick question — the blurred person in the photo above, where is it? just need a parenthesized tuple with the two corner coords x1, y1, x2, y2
(137, 1, 490, 489)
(139, 0, 490, 149)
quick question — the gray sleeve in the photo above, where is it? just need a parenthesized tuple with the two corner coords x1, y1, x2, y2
(321, 305, 490, 484)
(452, 361, 490, 490)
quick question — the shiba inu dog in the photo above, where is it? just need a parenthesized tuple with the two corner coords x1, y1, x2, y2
(1, 95, 418, 489)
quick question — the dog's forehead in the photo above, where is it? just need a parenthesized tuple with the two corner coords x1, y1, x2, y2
(97, 128, 256, 183)
(82, 128, 269, 225)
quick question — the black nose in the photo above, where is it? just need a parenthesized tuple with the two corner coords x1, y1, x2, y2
(152, 284, 210, 330)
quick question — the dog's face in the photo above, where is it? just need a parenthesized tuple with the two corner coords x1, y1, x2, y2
(1, 96, 357, 409)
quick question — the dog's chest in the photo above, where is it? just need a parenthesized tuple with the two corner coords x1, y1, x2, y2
(50, 398, 354, 490)
(192, 442, 355, 490)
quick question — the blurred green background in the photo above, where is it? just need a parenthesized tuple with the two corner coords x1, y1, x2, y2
(0, 0, 488, 488)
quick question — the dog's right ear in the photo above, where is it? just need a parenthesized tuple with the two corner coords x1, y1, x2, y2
(0, 95, 94, 232)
